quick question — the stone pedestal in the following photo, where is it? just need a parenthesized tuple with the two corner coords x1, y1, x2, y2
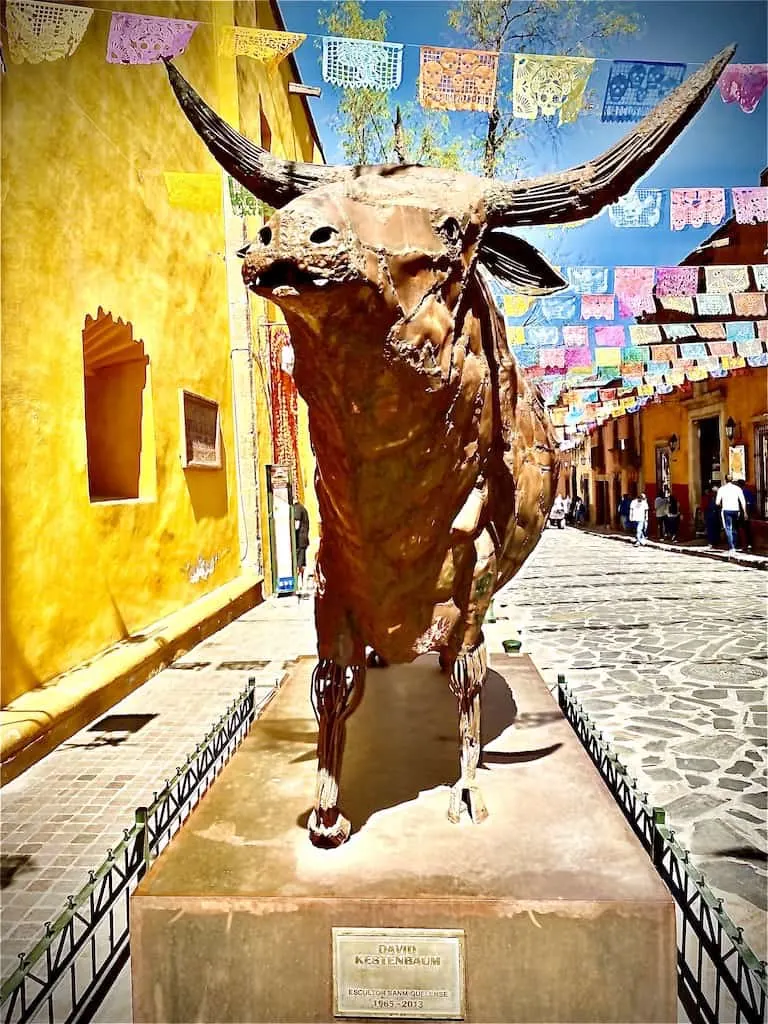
(131, 655, 676, 1023)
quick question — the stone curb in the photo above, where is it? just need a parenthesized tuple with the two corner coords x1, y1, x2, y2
(0, 573, 264, 784)
(579, 528, 768, 570)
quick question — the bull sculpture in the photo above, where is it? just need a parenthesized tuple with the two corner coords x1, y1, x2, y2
(166, 46, 733, 847)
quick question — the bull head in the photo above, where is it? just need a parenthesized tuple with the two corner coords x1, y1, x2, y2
(165, 47, 732, 304)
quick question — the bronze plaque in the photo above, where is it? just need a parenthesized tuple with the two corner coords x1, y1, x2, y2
(181, 391, 221, 468)
(332, 927, 465, 1019)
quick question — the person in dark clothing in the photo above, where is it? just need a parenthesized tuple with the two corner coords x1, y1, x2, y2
(618, 494, 632, 533)
(737, 480, 757, 551)
(293, 500, 310, 589)
(702, 485, 721, 548)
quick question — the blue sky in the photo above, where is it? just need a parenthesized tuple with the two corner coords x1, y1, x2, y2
(280, 1, 767, 271)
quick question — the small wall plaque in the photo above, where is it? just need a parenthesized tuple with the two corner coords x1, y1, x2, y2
(180, 390, 221, 469)
(332, 927, 465, 1020)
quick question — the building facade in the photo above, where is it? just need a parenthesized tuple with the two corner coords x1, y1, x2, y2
(1, 0, 322, 774)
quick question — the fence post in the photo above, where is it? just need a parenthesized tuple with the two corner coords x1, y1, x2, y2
(247, 675, 256, 724)
(652, 806, 666, 870)
(557, 673, 566, 712)
(135, 806, 150, 879)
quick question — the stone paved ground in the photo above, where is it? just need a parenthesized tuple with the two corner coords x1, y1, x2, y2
(496, 527, 768, 959)
(0, 596, 316, 982)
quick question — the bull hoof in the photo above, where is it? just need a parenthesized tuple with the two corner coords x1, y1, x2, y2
(366, 650, 388, 668)
(308, 809, 351, 848)
(447, 781, 489, 825)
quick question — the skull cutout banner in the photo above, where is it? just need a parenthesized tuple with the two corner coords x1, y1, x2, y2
(602, 60, 687, 122)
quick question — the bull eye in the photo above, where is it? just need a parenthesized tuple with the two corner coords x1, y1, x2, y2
(258, 226, 272, 245)
(439, 217, 461, 243)
(309, 225, 339, 244)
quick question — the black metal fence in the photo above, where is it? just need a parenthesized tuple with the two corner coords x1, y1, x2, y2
(0, 680, 257, 1024)
(558, 675, 767, 1024)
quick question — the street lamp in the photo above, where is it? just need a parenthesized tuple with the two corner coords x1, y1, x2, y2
(725, 416, 738, 442)
(669, 433, 679, 452)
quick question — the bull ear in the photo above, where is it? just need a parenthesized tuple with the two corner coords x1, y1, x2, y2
(477, 231, 567, 295)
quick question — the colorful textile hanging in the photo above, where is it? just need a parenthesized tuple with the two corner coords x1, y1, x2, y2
(670, 189, 726, 231)
(565, 345, 592, 369)
(107, 12, 197, 64)
(725, 321, 756, 341)
(663, 324, 694, 339)
(601, 60, 686, 122)
(732, 188, 768, 224)
(595, 347, 621, 367)
(219, 25, 305, 66)
(752, 265, 768, 291)
(322, 36, 402, 90)
(694, 322, 726, 339)
(705, 265, 750, 293)
(506, 326, 526, 345)
(697, 355, 720, 370)
(539, 293, 578, 322)
(708, 366, 728, 379)
(562, 326, 590, 348)
(623, 345, 650, 364)
(695, 294, 731, 316)
(515, 344, 539, 368)
(512, 53, 594, 124)
(651, 344, 677, 362)
(736, 339, 763, 357)
(581, 294, 615, 320)
(607, 190, 663, 228)
(420, 46, 499, 113)
(659, 296, 695, 314)
(732, 291, 767, 316)
(629, 324, 662, 344)
(680, 342, 707, 359)
(163, 172, 221, 212)
(718, 64, 768, 114)
(228, 176, 261, 218)
(621, 362, 644, 378)
(594, 325, 625, 347)
(723, 355, 747, 370)
(614, 266, 655, 317)
(540, 347, 566, 369)
(7, 0, 93, 63)
(748, 352, 768, 367)
(268, 325, 301, 493)
(647, 360, 671, 375)
(526, 326, 559, 347)
(503, 294, 533, 317)
(708, 340, 735, 356)
(687, 366, 708, 382)
(666, 369, 686, 386)
(655, 266, 699, 295)
(759, 321, 768, 339)
(567, 266, 610, 294)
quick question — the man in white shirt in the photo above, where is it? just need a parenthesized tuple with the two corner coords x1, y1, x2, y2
(629, 493, 649, 546)
(716, 474, 747, 553)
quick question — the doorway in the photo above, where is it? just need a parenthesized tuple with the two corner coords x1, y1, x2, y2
(596, 480, 610, 525)
(698, 417, 721, 491)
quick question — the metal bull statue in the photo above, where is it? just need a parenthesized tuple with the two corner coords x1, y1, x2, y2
(165, 46, 733, 847)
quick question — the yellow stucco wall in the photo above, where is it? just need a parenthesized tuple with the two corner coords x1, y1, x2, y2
(1, 0, 320, 704)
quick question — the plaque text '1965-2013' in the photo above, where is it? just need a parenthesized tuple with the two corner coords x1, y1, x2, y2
(332, 927, 465, 1020)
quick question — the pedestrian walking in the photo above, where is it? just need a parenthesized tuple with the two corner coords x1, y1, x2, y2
(618, 493, 632, 533)
(703, 485, 721, 548)
(654, 489, 669, 540)
(666, 490, 680, 542)
(630, 493, 649, 545)
(293, 499, 310, 589)
(549, 494, 566, 529)
(572, 495, 586, 526)
(737, 479, 757, 551)
(716, 474, 746, 553)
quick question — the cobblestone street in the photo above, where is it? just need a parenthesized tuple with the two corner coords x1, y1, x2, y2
(497, 528, 768, 959)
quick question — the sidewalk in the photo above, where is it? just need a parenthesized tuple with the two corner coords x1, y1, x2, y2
(0, 593, 317, 982)
(577, 525, 768, 570)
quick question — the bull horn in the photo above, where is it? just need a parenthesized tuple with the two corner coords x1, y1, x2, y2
(483, 45, 736, 227)
(164, 61, 352, 209)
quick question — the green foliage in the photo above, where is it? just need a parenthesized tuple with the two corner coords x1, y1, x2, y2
(321, 0, 641, 175)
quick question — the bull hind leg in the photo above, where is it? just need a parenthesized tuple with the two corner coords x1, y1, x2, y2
(447, 528, 497, 825)
(308, 657, 365, 847)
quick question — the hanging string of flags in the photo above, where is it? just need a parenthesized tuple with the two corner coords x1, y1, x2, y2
(4, 1, 768, 122)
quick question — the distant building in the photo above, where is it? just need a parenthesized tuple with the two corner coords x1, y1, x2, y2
(1, 0, 323, 778)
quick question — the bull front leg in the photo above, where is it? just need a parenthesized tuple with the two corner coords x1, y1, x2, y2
(447, 527, 497, 825)
(308, 582, 366, 848)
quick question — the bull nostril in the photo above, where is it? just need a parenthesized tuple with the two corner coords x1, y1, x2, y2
(309, 226, 338, 245)
(258, 226, 272, 245)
